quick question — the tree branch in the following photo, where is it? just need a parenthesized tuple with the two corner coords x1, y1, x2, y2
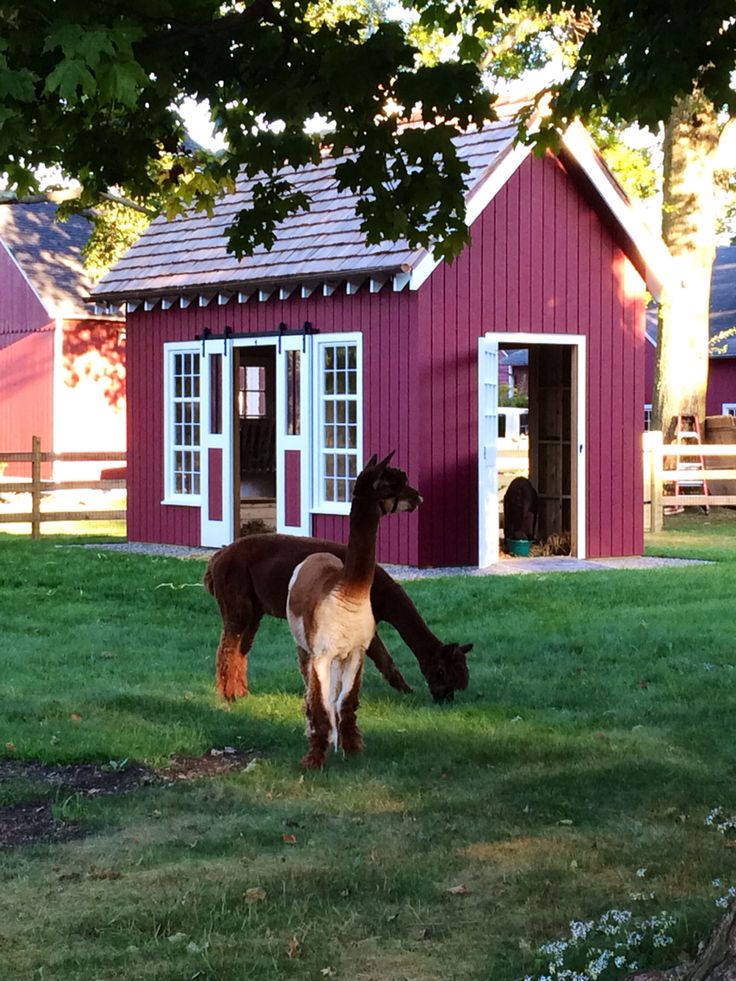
(0, 187, 156, 216)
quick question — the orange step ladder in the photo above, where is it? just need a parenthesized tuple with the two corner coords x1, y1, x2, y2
(670, 415, 709, 513)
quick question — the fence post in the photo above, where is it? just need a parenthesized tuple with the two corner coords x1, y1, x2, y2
(31, 435, 41, 539)
(649, 430, 663, 533)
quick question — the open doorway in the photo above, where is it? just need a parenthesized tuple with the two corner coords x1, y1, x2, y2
(235, 346, 277, 534)
(479, 333, 585, 565)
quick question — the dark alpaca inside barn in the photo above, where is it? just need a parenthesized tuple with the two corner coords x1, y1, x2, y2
(503, 476, 538, 543)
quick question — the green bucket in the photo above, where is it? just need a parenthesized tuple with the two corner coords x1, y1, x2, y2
(506, 538, 532, 557)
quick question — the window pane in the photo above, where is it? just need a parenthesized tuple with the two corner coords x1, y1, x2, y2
(318, 342, 359, 507)
(287, 350, 301, 435)
(170, 350, 201, 498)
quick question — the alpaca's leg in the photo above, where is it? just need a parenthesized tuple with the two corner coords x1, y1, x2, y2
(337, 658, 364, 757)
(301, 652, 331, 770)
(215, 615, 262, 701)
(366, 634, 413, 694)
(296, 646, 310, 685)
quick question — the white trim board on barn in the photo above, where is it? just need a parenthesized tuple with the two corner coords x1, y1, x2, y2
(478, 332, 587, 568)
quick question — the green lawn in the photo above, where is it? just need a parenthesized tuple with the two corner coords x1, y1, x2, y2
(1, 516, 736, 980)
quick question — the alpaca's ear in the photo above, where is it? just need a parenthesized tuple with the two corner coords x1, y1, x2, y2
(365, 453, 378, 468)
(377, 450, 395, 470)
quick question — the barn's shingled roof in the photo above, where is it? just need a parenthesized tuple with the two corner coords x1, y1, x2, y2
(91, 120, 521, 302)
(92, 117, 672, 304)
(0, 202, 95, 318)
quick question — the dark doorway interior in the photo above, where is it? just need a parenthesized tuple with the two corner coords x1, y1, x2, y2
(235, 346, 276, 533)
(498, 343, 575, 554)
(528, 345, 574, 546)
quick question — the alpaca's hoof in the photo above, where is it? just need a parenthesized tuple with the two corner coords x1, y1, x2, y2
(339, 733, 364, 757)
(300, 751, 325, 770)
(217, 681, 249, 702)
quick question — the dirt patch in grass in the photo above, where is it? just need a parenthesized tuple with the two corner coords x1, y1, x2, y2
(0, 748, 258, 849)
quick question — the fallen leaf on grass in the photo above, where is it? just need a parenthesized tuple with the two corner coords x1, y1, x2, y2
(447, 884, 470, 895)
(282, 834, 297, 844)
(5, 742, 15, 751)
(287, 936, 301, 958)
(70, 713, 82, 722)
(321, 969, 336, 977)
(244, 887, 267, 903)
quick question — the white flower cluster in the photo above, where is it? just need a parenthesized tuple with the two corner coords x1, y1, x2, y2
(523, 903, 677, 981)
(705, 807, 736, 835)
(711, 877, 736, 910)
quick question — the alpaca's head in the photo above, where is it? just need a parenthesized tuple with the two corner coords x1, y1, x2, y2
(353, 452, 422, 515)
(426, 642, 472, 702)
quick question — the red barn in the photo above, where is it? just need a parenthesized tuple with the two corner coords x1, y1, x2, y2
(92, 120, 668, 566)
(0, 203, 125, 477)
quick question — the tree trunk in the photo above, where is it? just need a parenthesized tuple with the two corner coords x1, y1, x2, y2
(627, 900, 736, 980)
(652, 91, 720, 442)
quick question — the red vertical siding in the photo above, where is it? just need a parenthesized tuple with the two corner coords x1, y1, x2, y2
(0, 327, 54, 476)
(284, 449, 301, 527)
(707, 360, 736, 415)
(127, 290, 421, 557)
(208, 448, 223, 521)
(0, 240, 55, 476)
(415, 152, 647, 564)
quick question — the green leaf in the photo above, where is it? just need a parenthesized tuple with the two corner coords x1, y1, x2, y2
(44, 59, 96, 100)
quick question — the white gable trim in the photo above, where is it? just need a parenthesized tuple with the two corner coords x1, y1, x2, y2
(408, 120, 673, 301)
(409, 138, 532, 291)
(560, 121, 672, 301)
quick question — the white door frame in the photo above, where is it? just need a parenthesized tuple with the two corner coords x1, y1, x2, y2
(478, 331, 587, 566)
(200, 338, 235, 547)
(200, 334, 312, 547)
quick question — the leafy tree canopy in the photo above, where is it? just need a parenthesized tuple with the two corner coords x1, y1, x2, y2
(0, 0, 492, 261)
(0, 1, 733, 261)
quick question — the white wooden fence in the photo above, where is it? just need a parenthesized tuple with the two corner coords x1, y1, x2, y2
(643, 431, 736, 532)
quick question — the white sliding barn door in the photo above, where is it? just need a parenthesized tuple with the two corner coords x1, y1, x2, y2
(200, 340, 235, 547)
(276, 334, 312, 536)
(478, 336, 500, 567)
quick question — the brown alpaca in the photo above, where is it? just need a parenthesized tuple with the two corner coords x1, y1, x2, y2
(205, 539, 472, 704)
(287, 452, 422, 768)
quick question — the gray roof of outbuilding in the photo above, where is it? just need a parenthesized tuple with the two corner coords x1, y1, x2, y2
(709, 246, 736, 357)
(0, 202, 95, 318)
(92, 120, 521, 301)
(645, 246, 736, 358)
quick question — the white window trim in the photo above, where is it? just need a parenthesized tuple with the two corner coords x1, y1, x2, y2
(162, 340, 202, 506)
(722, 403, 736, 416)
(311, 332, 363, 516)
(644, 403, 653, 431)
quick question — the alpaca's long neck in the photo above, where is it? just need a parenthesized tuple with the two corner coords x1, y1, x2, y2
(371, 570, 443, 659)
(340, 502, 380, 599)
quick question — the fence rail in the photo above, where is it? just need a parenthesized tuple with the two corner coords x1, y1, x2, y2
(0, 436, 126, 538)
(643, 431, 736, 532)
